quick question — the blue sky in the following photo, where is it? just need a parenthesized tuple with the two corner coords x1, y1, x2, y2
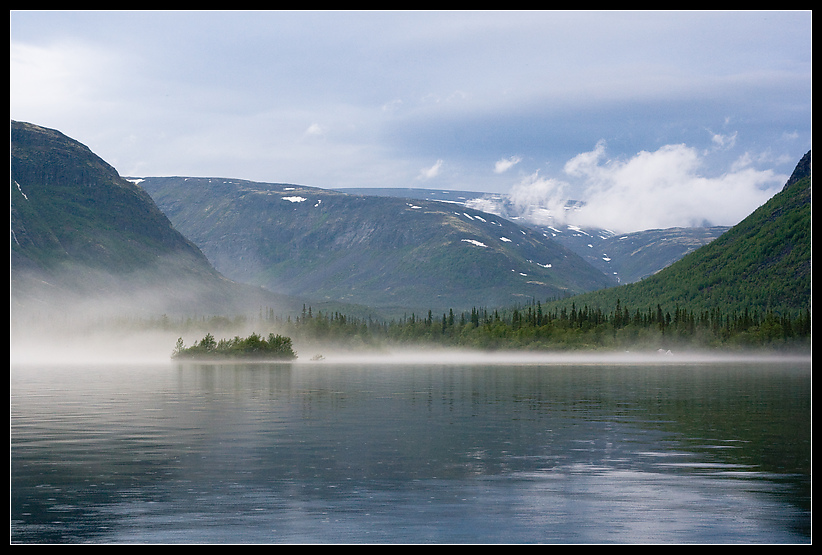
(10, 10, 811, 232)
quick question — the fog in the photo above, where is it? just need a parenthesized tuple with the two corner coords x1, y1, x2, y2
(10, 325, 185, 366)
(9, 266, 294, 365)
(11, 266, 809, 368)
(11, 309, 810, 369)
(288, 347, 811, 367)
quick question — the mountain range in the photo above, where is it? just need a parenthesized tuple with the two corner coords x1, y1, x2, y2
(337, 187, 730, 284)
(137, 177, 615, 316)
(9, 120, 811, 325)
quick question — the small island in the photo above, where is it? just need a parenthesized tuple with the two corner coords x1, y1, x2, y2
(172, 332, 297, 360)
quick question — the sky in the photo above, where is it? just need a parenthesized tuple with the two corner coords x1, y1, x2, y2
(10, 10, 812, 232)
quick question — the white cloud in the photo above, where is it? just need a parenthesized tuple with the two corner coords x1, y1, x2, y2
(10, 39, 120, 118)
(506, 141, 787, 233)
(563, 140, 609, 178)
(304, 123, 325, 137)
(508, 172, 569, 223)
(418, 159, 444, 180)
(709, 130, 738, 150)
(494, 155, 522, 174)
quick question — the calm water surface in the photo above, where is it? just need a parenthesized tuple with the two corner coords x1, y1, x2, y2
(10, 354, 811, 544)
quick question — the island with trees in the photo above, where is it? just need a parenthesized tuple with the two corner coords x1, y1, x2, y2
(172, 332, 297, 361)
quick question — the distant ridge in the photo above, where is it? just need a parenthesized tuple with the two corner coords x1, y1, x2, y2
(337, 187, 731, 285)
(139, 177, 617, 315)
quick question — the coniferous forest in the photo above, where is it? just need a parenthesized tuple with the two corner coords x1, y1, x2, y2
(258, 301, 811, 352)
(148, 299, 809, 357)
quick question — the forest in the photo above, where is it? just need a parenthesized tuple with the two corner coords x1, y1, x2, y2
(246, 300, 811, 352)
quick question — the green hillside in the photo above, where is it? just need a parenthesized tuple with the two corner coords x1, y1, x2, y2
(10, 121, 199, 273)
(10, 121, 290, 317)
(546, 150, 811, 318)
(140, 177, 617, 315)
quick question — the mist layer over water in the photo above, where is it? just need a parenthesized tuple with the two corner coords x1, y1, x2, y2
(11, 356, 810, 544)
(10, 318, 810, 368)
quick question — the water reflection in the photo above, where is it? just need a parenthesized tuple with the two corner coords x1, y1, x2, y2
(11, 358, 810, 543)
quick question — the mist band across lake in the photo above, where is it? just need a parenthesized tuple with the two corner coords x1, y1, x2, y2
(11, 352, 810, 544)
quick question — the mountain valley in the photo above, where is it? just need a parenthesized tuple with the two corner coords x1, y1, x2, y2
(138, 177, 617, 316)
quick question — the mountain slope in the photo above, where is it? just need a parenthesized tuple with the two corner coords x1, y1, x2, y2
(548, 224, 730, 284)
(139, 177, 617, 314)
(10, 120, 284, 317)
(341, 187, 730, 284)
(545, 150, 812, 316)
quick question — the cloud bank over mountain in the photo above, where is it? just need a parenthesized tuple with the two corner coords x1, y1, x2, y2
(468, 141, 787, 233)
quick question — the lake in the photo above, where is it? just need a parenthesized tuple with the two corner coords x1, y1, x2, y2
(10, 351, 811, 544)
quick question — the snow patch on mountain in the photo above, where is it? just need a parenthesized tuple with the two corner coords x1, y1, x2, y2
(461, 239, 488, 248)
(15, 181, 28, 200)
